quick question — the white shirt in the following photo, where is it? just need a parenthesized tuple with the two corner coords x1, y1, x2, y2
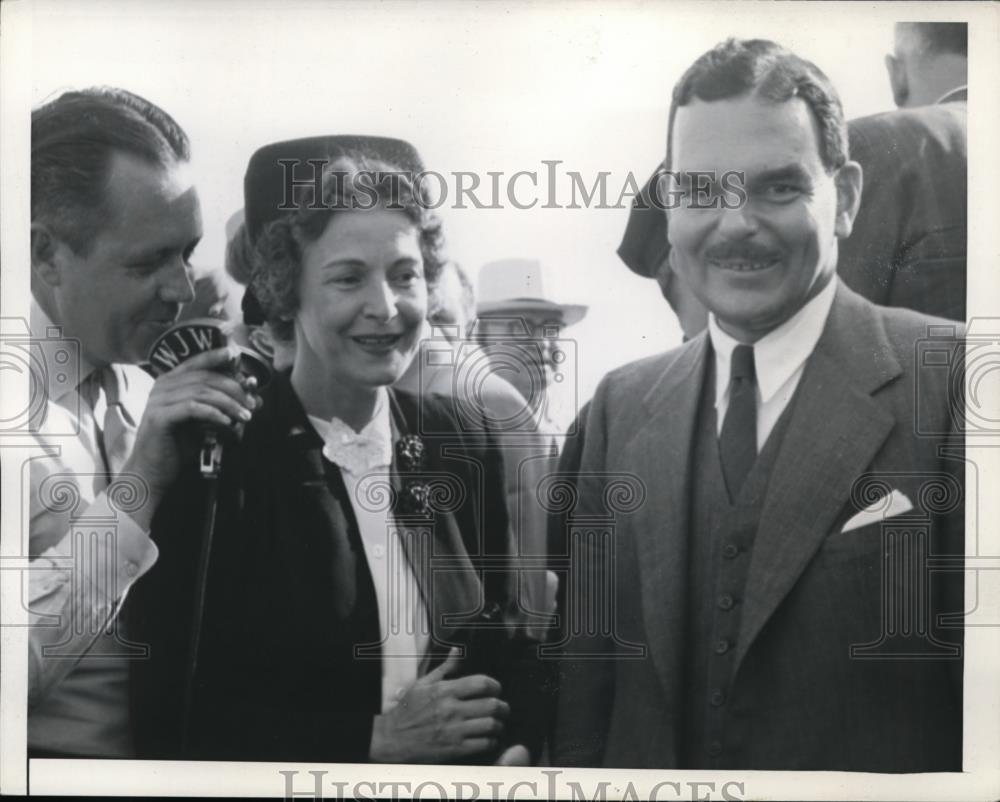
(26, 299, 158, 756)
(708, 278, 837, 451)
(308, 388, 430, 713)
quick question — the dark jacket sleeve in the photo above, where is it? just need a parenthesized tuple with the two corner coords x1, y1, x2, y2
(480, 427, 556, 761)
(420, 394, 555, 762)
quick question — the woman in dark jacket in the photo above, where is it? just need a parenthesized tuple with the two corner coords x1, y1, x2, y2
(130, 137, 549, 764)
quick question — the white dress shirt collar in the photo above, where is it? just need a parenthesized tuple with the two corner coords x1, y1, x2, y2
(708, 276, 838, 411)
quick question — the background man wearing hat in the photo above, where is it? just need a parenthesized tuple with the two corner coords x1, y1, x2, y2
(475, 258, 588, 440)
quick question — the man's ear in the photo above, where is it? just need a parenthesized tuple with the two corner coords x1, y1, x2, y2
(885, 53, 909, 108)
(30, 223, 65, 288)
(833, 161, 863, 239)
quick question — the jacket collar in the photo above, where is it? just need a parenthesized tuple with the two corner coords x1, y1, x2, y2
(628, 282, 902, 697)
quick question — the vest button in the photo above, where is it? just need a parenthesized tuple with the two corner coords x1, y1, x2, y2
(708, 740, 723, 757)
(722, 543, 739, 559)
(714, 639, 730, 655)
(710, 689, 726, 706)
(717, 594, 735, 611)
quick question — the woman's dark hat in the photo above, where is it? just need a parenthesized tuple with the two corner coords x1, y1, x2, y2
(243, 135, 426, 243)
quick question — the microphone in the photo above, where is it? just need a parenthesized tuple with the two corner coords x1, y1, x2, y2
(146, 318, 272, 478)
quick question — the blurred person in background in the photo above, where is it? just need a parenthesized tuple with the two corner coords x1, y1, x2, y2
(475, 258, 588, 441)
(222, 211, 295, 370)
(838, 21, 967, 321)
(398, 260, 560, 641)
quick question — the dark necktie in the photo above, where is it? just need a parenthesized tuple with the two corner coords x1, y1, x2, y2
(719, 344, 757, 499)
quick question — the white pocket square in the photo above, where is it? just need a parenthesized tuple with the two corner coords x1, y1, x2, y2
(841, 489, 914, 533)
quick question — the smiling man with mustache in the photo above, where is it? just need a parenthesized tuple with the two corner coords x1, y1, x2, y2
(552, 38, 964, 772)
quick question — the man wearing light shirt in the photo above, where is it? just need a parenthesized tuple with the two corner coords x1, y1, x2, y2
(552, 38, 963, 772)
(27, 87, 259, 757)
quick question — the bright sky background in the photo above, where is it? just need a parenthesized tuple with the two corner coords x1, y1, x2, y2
(26, 0, 908, 409)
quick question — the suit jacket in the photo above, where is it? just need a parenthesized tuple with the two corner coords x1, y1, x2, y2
(551, 283, 964, 771)
(129, 373, 551, 762)
(838, 99, 967, 322)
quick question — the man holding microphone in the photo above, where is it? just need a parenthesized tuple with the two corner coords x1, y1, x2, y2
(27, 87, 259, 758)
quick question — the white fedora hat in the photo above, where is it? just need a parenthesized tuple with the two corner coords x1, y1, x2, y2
(476, 258, 588, 328)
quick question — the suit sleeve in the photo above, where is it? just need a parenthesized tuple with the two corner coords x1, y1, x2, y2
(462, 412, 555, 763)
(841, 112, 966, 321)
(28, 486, 158, 707)
(838, 119, 903, 306)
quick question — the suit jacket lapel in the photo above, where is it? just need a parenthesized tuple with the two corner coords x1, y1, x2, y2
(272, 373, 362, 621)
(735, 285, 901, 670)
(627, 334, 709, 703)
(389, 392, 481, 663)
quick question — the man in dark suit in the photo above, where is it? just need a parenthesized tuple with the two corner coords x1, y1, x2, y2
(551, 38, 964, 772)
(838, 22, 967, 321)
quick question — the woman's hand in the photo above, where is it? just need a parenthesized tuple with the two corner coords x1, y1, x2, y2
(369, 647, 510, 763)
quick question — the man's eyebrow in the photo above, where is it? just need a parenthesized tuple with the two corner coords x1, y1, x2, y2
(126, 245, 177, 263)
(127, 236, 202, 263)
(749, 164, 813, 184)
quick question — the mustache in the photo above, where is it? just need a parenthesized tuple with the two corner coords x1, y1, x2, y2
(704, 242, 780, 261)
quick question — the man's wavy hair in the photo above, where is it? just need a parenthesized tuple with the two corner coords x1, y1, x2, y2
(32, 87, 190, 255)
(667, 38, 849, 174)
(250, 156, 446, 342)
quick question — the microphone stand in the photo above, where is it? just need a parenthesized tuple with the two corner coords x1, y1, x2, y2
(146, 319, 270, 756)
(180, 430, 224, 755)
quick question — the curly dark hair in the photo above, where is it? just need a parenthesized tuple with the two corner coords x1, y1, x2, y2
(667, 38, 848, 174)
(250, 155, 446, 342)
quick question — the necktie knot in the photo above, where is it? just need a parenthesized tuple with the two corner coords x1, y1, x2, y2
(77, 371, 102, 412)
(730, 344, 755, 383)
(100, 365, 121, 406)
(86, 365, 138, 488)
